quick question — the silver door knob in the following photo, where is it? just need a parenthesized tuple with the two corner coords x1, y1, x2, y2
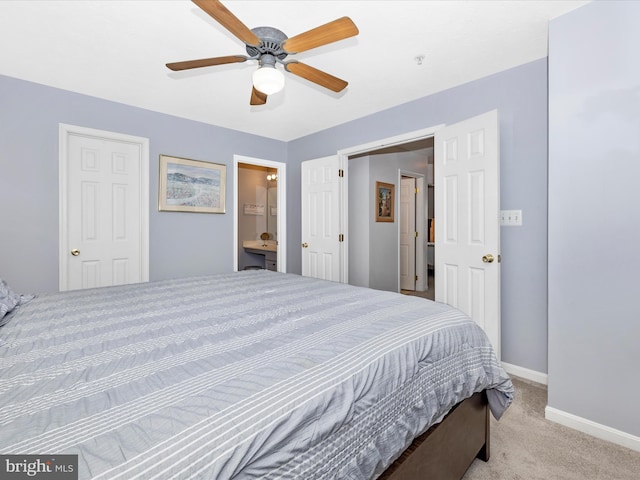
(482, 254, 494, 263)
(71, 249, 80, 256)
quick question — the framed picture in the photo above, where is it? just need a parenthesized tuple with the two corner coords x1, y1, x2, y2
(375, 181, 395, 222)
(159, 155, 226, 213)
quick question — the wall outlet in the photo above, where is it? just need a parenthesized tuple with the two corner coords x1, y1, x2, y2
(500, 209, 522, 226)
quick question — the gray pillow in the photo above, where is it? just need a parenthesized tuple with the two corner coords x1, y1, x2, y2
(0, 278, 34, 327)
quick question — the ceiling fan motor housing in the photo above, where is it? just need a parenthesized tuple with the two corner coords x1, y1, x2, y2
(246, 26, 289, 61)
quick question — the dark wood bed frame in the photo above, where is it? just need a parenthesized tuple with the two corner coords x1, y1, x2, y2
(379, 391, 490, 480)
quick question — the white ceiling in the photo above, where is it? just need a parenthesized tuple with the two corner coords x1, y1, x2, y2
(0, 1, 589, 141)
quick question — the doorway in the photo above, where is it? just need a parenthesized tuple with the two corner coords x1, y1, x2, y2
(347, 138, 433, 296)
(233, 155, 287, 273)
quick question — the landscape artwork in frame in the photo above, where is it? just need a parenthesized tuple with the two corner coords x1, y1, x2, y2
(376, 181, 395, 222)
(159, 155, 226, 213)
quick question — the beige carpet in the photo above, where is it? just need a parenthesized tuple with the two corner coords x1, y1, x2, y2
(463, 377, 640, 479)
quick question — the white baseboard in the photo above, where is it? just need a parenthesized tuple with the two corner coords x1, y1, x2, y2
(501, 362, 548, 385)
(501, 363, 640, 452)
(545, 406, 640, 453)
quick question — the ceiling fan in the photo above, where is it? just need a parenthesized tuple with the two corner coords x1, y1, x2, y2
(166, 0, 359, 105)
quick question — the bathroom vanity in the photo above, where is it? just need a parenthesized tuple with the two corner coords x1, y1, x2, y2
(242, 240, 277, 271)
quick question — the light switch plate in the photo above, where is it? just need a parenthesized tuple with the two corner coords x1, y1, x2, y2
(500, 209, 522, 226)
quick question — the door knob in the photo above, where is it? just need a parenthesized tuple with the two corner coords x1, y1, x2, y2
(482, 254, 494, 263)
(71, 248, 80, 256)
(301, 242, 308, 248)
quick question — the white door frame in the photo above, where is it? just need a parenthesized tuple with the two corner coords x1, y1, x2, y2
(233, 155, 287, 272)
(58, 123, 149, 291)
(338, 125, 444, 284)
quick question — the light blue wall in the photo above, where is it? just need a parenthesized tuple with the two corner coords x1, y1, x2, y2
(549, 1, 640, 437)
(288, 59, 549, 374)
(0, 74, 286, 294)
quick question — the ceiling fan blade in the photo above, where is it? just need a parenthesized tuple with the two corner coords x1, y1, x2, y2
(166, 55, 247, 71)
(192, 0, 261, 47)
(250, 86, 267, 105)
(285, 62, 348, 92)
(282, 17, 358, 54)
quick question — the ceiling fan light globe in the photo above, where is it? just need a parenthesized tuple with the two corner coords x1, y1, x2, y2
(253, 66, 285, 95)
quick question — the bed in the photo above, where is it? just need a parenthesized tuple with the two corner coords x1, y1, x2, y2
(0, 270, 513, 479)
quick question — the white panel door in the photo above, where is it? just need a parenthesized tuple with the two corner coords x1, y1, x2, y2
(301, 156, 341, 282)
(400, 177, 416, 290)
(61, 128, 148, 291)
(434, 110, 501, 356)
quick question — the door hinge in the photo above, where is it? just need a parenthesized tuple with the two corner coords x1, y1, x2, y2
(498, 254, 501, 263)
(338, 233, 344, 242)
(338, 169, 344, 177)
(414, 231, 418, 238)
(415, 187, 419, 194)
(415, 275, 418, 281)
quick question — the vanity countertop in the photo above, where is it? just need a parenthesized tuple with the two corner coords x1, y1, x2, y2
(242, 240, 277, 253)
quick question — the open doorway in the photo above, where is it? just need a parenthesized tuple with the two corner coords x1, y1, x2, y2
(347, 137, 434, 298)
(233, 155, 287, 273)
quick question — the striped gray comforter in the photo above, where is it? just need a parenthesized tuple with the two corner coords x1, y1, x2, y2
(0, 270, 513, 479)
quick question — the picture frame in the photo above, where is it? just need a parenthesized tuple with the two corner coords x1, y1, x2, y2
(158, 155, 226, 213)
(375, 181, 395, 222)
